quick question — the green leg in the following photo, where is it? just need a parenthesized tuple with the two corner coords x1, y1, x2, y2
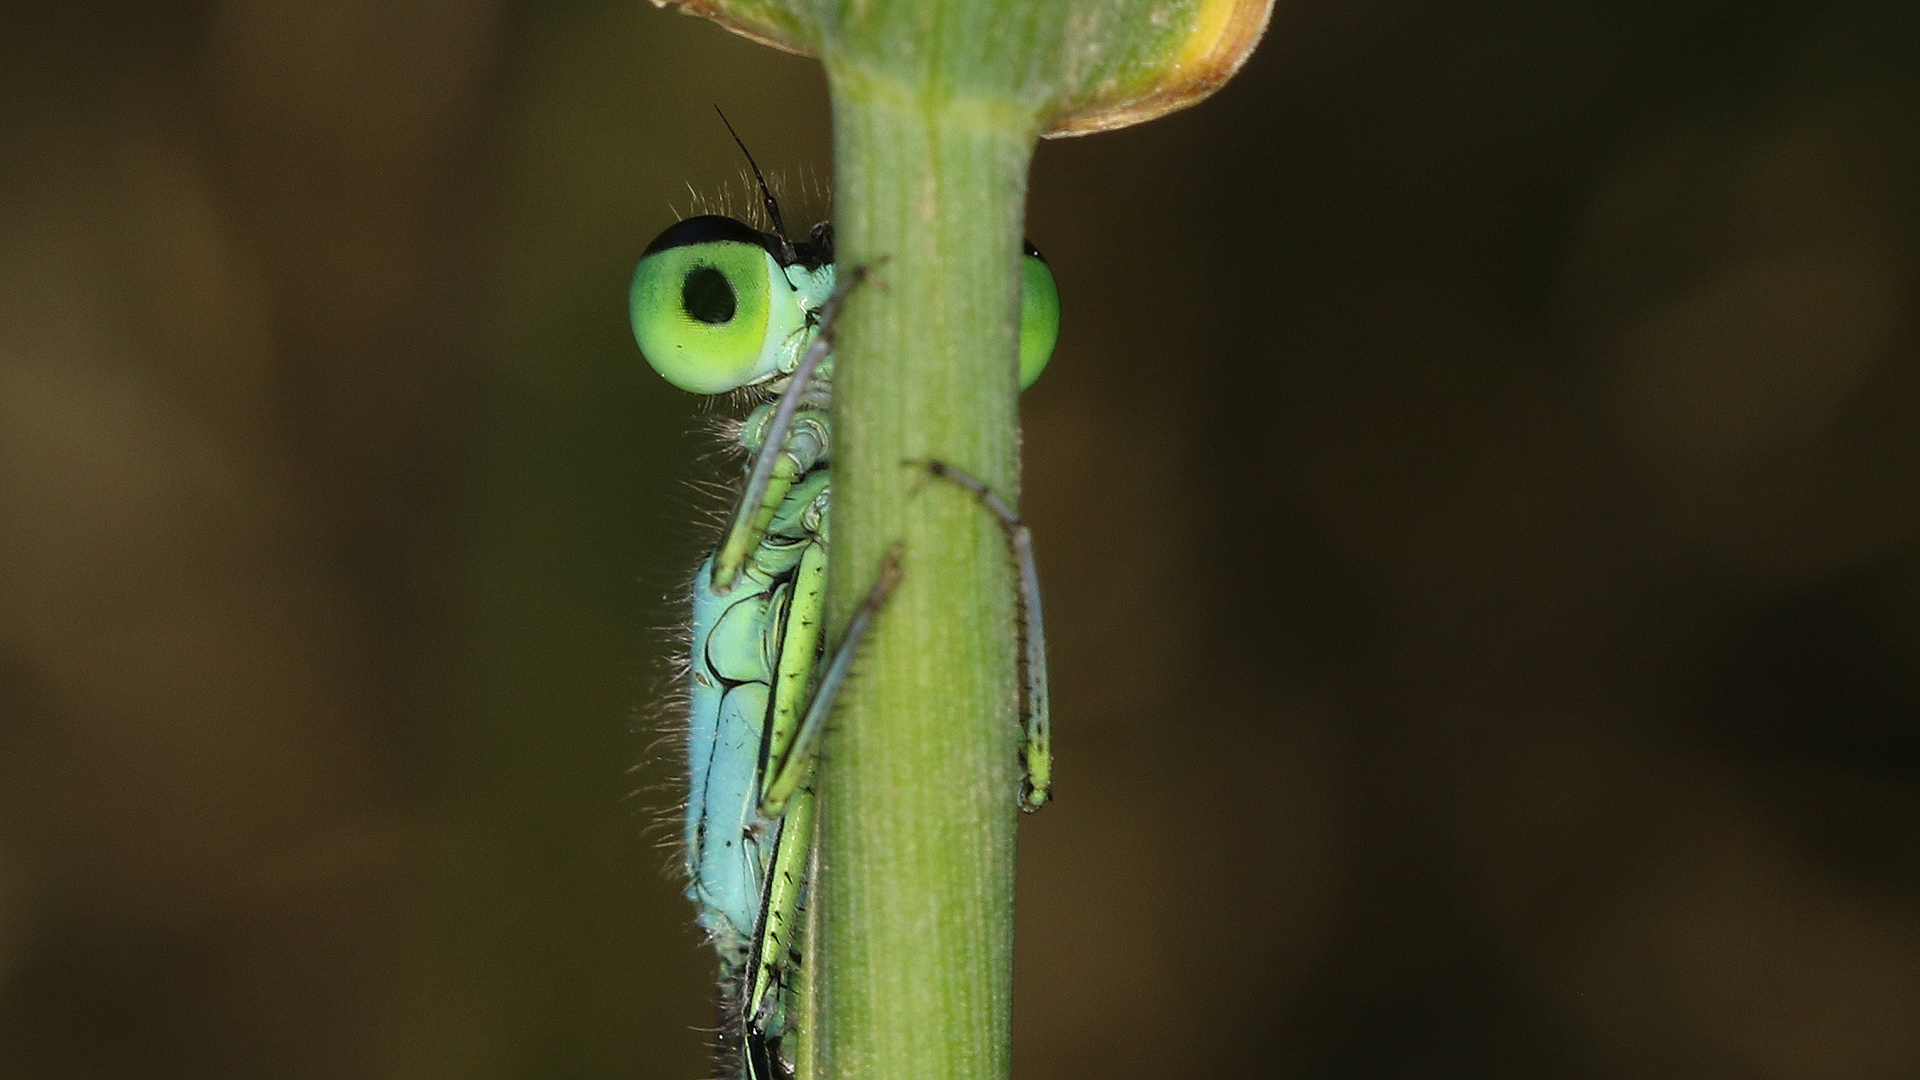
(738, 542, 827, 1077)
(711, 419, 823, 597)
(714, 269, 868, 594)
(914, 460, 1052, 810)
(763, 539, 828, 780)
(744, 779, 814, 1078)
(744, 541, 904, 1080)
(760, 541, 904, 817)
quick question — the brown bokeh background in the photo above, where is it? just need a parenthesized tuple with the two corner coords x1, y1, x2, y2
(5, 1, 1920, 1077)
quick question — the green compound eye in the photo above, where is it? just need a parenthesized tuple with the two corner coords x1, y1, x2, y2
(631, 216, 808, 395)
(1019, 242, 1060, 389)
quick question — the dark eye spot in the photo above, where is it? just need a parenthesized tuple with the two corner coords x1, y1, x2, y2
(682, 266, 737, 324)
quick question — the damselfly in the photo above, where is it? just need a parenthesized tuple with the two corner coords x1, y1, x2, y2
(630, 143, 1059, 1080)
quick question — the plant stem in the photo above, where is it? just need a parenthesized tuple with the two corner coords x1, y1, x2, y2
(815, 81, 1035, 1080)
(648, 4, 1272, 1076)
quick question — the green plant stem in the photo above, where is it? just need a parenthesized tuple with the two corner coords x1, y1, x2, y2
(815, 80, 1036, 1080)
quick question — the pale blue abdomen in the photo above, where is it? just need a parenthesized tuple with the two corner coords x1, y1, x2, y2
(684, 553, 785, 961)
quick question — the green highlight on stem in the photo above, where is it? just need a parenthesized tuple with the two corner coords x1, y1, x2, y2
(646, 3, 1272, 1078)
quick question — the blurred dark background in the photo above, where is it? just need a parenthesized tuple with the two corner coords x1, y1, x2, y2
(4, 0, 1920, 1077)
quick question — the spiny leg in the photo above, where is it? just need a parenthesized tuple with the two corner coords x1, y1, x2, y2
(739, 539, 825, 1063)
(730, 546, 825, 1079)
(743, 781, 815, 1080)
(910, 459, 1052, 810)
(741, 542, 904, 1080)
(713, 267, 870, 594)
(759, 540, 904, 818)
(762, 539, 827, 785)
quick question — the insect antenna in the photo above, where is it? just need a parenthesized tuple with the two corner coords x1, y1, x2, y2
(714, 105, 797, 265)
